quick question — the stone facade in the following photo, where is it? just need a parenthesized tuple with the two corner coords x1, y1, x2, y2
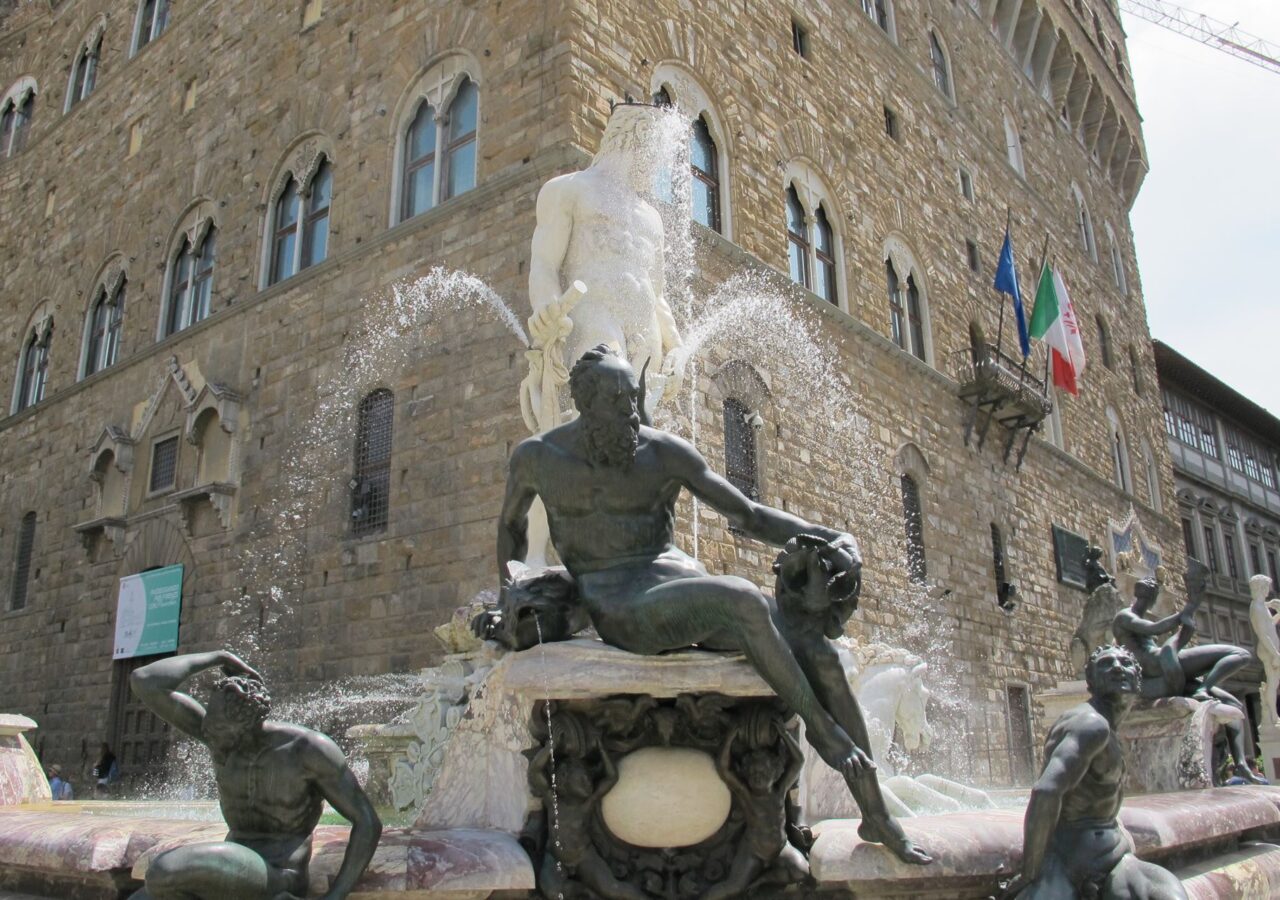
(1155, 339, 1280, 762)
(0, 0, 1179, 789)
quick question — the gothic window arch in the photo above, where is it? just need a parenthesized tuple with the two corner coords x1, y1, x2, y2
(783, 161, 846, 308)
(82, 277, 126, 377)
(164, 222, 217, 337)
(928, 28, 954, 101)
(394, 56, 481, 224)
(131, 0, 171, 55)
(13, 315, 53, 413)
(10, 511, 36, 611)
(1095, 313, 1114, 369)
(895, 443, 929, 584)
(1003, 107, 1025, 176)
(861, 0, 895, 41)
(651, 65, 733, 238)
(1071, 184, 1098, 262)
(1141, 439, 1163, 514)
(65, 29, 102, 112)
(351, 389, 394, 535)
(265, 154, 332, 287)
(1105, 222, 1127, 294)
(0, 79, 37, 158)
(1106, 406, 1131, 493)
(1127, 344, 1143, 396)
(884, 237, 932, 363)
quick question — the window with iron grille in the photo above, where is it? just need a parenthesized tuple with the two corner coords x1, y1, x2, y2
(10, 511, 35, 610)
(1250, 543, 1262, 576)
(901, 474, 926, 583)
(149, 436, 178, 493)
(352, 390, 394, 535)
(723, 398, 759, 502)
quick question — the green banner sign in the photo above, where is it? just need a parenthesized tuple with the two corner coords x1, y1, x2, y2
(113, 564, 184, 660)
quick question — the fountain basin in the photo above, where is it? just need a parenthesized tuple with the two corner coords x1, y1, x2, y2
(3, 790, 1280, 897)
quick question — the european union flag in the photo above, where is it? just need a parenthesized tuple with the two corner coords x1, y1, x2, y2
(994, 228, 1031, 358)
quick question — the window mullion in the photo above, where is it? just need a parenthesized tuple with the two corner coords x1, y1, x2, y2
(432, 113, 447, 206)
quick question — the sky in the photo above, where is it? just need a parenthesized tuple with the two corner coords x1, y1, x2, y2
(1123, 1, 1280, 414)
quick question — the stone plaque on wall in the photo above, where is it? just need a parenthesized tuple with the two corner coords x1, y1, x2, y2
(1052, 525, 1088, 589)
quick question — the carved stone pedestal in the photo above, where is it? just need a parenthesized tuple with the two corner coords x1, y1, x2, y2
(1256, 724, 1280, 782)
(0, 714, 50, 806)
(1039, 682, 1244, 793)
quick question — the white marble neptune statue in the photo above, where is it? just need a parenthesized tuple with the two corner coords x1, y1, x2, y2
(519, 101, 689, 564)
(1248, 573, 1280, 726)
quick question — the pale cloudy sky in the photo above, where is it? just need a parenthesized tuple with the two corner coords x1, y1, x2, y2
(1124, 1, 1280, 413)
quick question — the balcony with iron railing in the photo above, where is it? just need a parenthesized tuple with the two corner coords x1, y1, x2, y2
(952, 345, 1054, 465)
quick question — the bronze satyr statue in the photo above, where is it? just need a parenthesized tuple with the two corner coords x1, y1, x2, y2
(1111, 567, 1263, 784)
(1003, 646, 1186, 899)
(494, 345, 930, 865)
(130, 651, 382, 900)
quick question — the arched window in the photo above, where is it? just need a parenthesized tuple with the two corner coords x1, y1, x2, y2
(901, 474, 926, 583)
(813, 205, 837, 304)
(1, 88, 35, 158)
(1127, 344, 1143, 396)
(929, 30, 953, 99)
(1072, 185, 1097, 261)
(1105, 223, 1127, 294)
(651, 67, 733, 238)
(1095, 314, 1114, 369)
(862, 0, 893, 37)
(991, 523, 1015, 610)
(14, 319, 52, 413)
(133, 0, 171, 55)
(1107, 407, 1130, 492)
(723, 397, 759, 501)
(886, 256, 927, 361)
(690, 115, 721, 233)
(1143, 442, 1163, 513)
(1003, 108, 1025, 176)
(784, 166, 844, 306)
(786, 186, 810, 290)
(66, 35, 101, 111)
(400, 75, 478, 221)
(84, 280, 125, 376)
(267, 158, 331, 286)
(352, 389, 394, 535)
(165, 228, 216, 336)
(10, 511, 36, 611)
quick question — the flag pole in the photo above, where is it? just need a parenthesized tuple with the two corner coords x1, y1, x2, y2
(1040, 253, 1054, 398)
(993, 208, 1011, 355)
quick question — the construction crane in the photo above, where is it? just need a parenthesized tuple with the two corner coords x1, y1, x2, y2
(1119, 0, 1280, 75)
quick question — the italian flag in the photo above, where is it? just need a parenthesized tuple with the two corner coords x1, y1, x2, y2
(1028, 263, 1086, 396)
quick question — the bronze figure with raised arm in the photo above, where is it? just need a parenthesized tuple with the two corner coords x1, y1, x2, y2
(1112, 570, 1263, 784)
(130, 651, 382, 900)
(494, 344, 931, 865)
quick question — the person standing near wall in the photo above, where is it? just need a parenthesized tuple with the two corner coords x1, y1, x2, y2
(47, 764, 73, 801)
